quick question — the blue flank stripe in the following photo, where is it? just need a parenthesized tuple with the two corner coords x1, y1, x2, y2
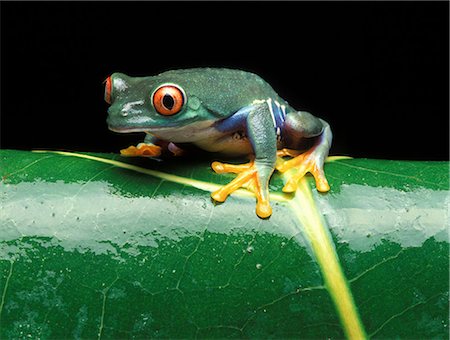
(214, 106, 252, 133)
(214, 100, 287, 138)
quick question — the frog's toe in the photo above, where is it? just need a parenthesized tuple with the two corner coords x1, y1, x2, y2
(311, 166, 330, 192)
(211, 166, 255, 201)
(120, 145, 139, 157)
(211, 161, 229, 174)
(211, 189, 227, 203)
(120, 143, 161, 157)
(276, 155, 303, 173)
(211, 161, 253, 174)
(281, 176, 299, 193)
(256, 199, 272, 219)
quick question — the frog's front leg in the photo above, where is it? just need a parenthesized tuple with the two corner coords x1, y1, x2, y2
(211, 103, 277, 218)
(277, 111, 332, 193)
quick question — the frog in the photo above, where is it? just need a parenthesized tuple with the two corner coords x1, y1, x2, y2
(104, 68, 332, 218)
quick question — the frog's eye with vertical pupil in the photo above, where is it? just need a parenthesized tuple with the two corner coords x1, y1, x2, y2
(104, 76, 112, 104)
(152, 84, 185, 116)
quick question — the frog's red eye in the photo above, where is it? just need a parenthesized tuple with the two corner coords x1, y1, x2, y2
(152, 85, 185, 116)
(104, 76, 112, 104)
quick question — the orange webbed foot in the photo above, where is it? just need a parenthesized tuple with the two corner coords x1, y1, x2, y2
(210, 160, 273, 219)
(120, 143, 162, 157)
(276, 148, 330, 193)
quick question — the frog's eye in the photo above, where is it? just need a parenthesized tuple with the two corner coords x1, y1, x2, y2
(104, 76, 113, 104)
(152, 84, 185, 116)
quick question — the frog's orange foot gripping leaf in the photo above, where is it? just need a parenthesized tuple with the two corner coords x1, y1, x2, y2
(276, 148, 330, 193)
(120, 143, 162, 158)
(210, 160, 272, 219)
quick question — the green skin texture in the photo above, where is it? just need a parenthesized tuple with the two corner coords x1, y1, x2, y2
(106, 68, 332, 206)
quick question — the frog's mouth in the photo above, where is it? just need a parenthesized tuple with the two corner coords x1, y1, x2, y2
(107, 117, 203, 134)
(108, 125, 191, 134)
(108, 126, 149, 133)
(109, 119, 218, 143)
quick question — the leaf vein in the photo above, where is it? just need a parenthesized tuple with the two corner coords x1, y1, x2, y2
(368, 293, 444, 338)
(348, 249, 404, 284)
(0, 260, 14, 325)
(333, 161, 446, 189)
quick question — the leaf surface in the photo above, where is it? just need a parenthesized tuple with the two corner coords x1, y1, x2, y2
(0, 150, 448, 339)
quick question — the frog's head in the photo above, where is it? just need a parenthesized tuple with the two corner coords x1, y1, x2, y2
(105, 72, 216, 139)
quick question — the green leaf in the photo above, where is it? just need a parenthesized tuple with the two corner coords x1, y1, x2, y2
(0, 149, 448, 339)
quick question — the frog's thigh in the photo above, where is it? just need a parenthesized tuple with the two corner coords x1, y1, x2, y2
(283, 111, 324, 141)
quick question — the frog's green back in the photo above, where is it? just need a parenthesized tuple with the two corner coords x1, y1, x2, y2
(154, 68, 288, 116)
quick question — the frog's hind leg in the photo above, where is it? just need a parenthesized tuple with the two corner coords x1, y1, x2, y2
(277, 112, 332, 193)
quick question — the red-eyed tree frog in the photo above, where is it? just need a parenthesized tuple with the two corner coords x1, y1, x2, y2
(104, 68, 332, 218)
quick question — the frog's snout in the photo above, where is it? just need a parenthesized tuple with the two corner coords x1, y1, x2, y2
(106, 100, 150, 133)
(106, 105, 126, 132)
(106, 104, 125, 124)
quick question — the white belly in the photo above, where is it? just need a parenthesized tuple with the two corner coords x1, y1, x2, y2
(194, 134, 253, 156)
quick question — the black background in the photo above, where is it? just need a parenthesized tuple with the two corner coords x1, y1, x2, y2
(2, 2, 449, 160)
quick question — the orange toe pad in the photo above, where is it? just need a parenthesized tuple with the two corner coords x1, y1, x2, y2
(120, 144, 161, 157)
